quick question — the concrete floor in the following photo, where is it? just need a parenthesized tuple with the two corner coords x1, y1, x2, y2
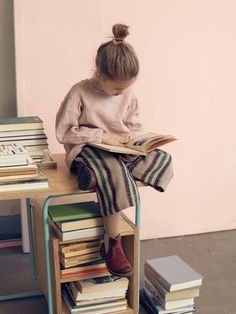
(0, 229, 235, 314)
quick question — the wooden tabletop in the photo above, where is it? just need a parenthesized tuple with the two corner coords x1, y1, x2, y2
(0, 154, 146, 201)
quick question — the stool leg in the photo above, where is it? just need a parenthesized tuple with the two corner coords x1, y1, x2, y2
(26, 198, 38, 281)
(135, 201, 141, 313)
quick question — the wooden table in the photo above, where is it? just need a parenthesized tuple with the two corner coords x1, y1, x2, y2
(0, 154, 144, 314)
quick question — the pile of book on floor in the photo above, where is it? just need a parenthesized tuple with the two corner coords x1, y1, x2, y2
(48, 201, 107, 280)
(0, 116, 56, 167)
(0, 142, 48, 191)
(141, 255, 203, 314)
(62, 275, 129, 313)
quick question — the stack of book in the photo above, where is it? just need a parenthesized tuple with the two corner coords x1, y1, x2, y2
(0, 116, 56, 167)
(62, 275, 129, 313)
(141, 255, 203, 314)
(60, 239, 102, 269)
(0, 143, 48, 191)
(48, 202, 104, 242)
(59, 240, 109, 281)
(48, 201, 108, 280)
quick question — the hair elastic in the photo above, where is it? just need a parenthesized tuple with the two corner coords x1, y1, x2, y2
(112, 37, 124, 45)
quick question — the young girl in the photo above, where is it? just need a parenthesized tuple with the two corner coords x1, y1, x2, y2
(56, 24, 173, 277)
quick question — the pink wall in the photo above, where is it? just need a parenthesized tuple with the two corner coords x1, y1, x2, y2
(14, 0, 236, 239)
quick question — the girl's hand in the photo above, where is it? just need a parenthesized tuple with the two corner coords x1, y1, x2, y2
(102, 133, 131, 146)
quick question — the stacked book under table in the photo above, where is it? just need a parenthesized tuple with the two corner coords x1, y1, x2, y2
(48, 201, 131, 313)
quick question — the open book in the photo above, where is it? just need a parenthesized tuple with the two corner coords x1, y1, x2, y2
(89, 133, 176, 156)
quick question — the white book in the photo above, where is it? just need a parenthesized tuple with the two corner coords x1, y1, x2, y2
(25, 144, 48, 153)
(145, 255, 203, 292)
(53, 223, 104, 241)
(75, 275, 129, 293)
(0, 180, 48, 191)
(69, 282, 126, 301)
(0, 143, 37, 167)
(144, 286, 194, 310)
(0, 129, 45, 137)
(144, 276, 200, 301)
(156, 308, 195, 314)
(63, 287, 128, 314)
(141, 289, 195, 314)
(0, 169, 48, 191)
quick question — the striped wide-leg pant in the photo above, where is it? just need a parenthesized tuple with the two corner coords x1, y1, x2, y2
(75, 146, 173, 216)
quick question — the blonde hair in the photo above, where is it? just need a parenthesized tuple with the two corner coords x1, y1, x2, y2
(95, 24, 139, 81)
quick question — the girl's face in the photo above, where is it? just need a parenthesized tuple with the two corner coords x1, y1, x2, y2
(97, 76, 137, 96)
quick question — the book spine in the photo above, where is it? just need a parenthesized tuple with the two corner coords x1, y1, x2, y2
(61, 253, 101, 268)
(64, 252, 101, 263)
(144, 267, 168, 296)
(140, 289, 159, 314)
(1, 139, 48, 145)
(62, 257, 101, 268)
(59, 226, 104, 242)
(61, 246, 100, 258)
(61, 268, 109, 280)
(60, 262, 107, 274)
(60, 240, 101, 254)
(59, 217, 103, 232)
(144, 279, 165, 303)
(145, 263, 171, 291)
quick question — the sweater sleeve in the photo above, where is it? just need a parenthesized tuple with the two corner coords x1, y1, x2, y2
(55, 94, 103, 145)
(123, 97, 144, 137)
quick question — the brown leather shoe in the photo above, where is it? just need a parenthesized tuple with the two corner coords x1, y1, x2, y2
(72, 160, 97, 190)
(100, 234, 133, 277)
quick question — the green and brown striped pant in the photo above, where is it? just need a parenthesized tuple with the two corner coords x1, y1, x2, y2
(74, 146, 173, 216)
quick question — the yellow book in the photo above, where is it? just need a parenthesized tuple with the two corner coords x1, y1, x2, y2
(60, 240, 102, 255)
(60, 251, 102, 268)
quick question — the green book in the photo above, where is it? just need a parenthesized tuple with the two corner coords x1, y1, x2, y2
(0, 116, 43, 131)
(48, 202, 101, 222)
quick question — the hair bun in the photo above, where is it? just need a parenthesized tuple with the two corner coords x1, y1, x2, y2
(112, 24, 129, 42)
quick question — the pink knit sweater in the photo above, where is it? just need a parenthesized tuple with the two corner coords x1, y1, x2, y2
(55, 79, 143, 167)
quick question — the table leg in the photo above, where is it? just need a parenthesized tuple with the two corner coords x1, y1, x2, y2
(135, 200, 141, 314)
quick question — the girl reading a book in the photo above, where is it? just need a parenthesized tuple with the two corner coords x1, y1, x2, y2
(56, 24, 173, 277)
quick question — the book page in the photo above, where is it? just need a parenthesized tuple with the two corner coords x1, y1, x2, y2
(89, 142, 146, 156)
(127, 133, 174, 152)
